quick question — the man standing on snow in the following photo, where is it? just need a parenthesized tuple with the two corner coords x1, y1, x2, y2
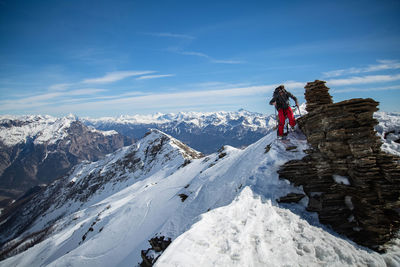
(269, 85, 299, 139)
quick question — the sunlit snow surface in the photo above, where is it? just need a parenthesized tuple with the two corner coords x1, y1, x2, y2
(1, 112, 400, 267)
(157, 188, 386, 267)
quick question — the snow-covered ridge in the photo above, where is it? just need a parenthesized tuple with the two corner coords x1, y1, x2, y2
(0, 114, 117, 146)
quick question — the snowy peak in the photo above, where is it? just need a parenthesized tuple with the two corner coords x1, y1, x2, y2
(143, 129, 204, 160)
(0, 114, 117, 146)
(64, 128, 202, 204)
(83, 109, 269, 127)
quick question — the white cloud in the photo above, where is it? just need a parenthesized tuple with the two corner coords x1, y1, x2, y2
(211, 59, 243, 64)
(82, 71, 155, 84)
(0, 83, 277, 113)
(175, 49, 243, 64)
(136, 74, 175, 80)
(145, 32, 195, 40)
(17, 92, 63, 103)
(323, 59, 400, 77)
(327, 74, 400, 86)
(48, 83, 73, 91)
(180, 51, 210, 58)
(0, 88, 107, 109)
(332, 85, 400, 93)
(4, 72, 400, 115)
(69, 89, 107, 95)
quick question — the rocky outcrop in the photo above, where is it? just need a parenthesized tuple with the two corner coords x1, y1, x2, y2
(303, 80, 333, 113)
(279, 80, 400, 251)
(140, 236, 172, 266)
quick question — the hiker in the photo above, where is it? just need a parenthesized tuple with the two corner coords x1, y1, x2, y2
(269, 85, 299, 138)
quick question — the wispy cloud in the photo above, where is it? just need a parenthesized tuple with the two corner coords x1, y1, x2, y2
(327, 74, 400, 86)
(38, 85, 275, 113)
(0, 88, 107, 109)
(48, 83, 73, 91)
(211, 59, 242, 64)
(69, 89, 107, 95)
(0, 82, 277, 114)
(0, 80, 309, 114)
(82, 70, 155, 84)
(173, 49, 243, 64)
(3, 71, 400, 115)
(180, 51, 209, 58)
(332, 85, 400, 93)
(136, 74, 175, 80)
(145, 32, 195, 40)
(323, 60, 400, 77)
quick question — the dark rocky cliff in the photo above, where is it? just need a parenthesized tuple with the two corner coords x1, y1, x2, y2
(279, 80, 400, 251)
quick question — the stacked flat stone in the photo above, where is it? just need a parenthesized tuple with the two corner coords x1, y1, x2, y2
(278, 81, 400, 252)
(304, 80, 333, 113)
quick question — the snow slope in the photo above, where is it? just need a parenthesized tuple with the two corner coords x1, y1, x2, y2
(2, 127, 399, 267)
(157, 188, 386, 267)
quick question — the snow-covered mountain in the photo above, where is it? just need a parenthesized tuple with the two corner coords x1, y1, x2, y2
(0, 107, 399, 266)
(82, 109, 278, 154)
(1, 128, 399, 266)
(0, 114, 132, 208)
(374, 111, 400, 156)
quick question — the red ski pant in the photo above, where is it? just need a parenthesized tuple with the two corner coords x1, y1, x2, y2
(278, 107, 296, 136)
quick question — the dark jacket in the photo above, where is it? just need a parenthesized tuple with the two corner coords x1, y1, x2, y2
(269, 89, 297, 110)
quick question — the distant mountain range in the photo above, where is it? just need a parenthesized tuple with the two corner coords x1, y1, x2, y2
(82, 109, 278, 154)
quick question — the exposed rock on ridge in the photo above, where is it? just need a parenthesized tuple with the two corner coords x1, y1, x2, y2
(279, 80, 400, 251)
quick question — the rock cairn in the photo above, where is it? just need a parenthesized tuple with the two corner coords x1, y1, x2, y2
(279, 80, 400, 251)
(304, 80, 333, 112)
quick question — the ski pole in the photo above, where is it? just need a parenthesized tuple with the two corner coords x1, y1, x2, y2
(297, 104, 302, 116)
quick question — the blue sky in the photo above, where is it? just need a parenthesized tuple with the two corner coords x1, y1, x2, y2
(0, 0, 399, 117)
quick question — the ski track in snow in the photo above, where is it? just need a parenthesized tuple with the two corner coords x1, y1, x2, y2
(1, 116, 400, 266)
